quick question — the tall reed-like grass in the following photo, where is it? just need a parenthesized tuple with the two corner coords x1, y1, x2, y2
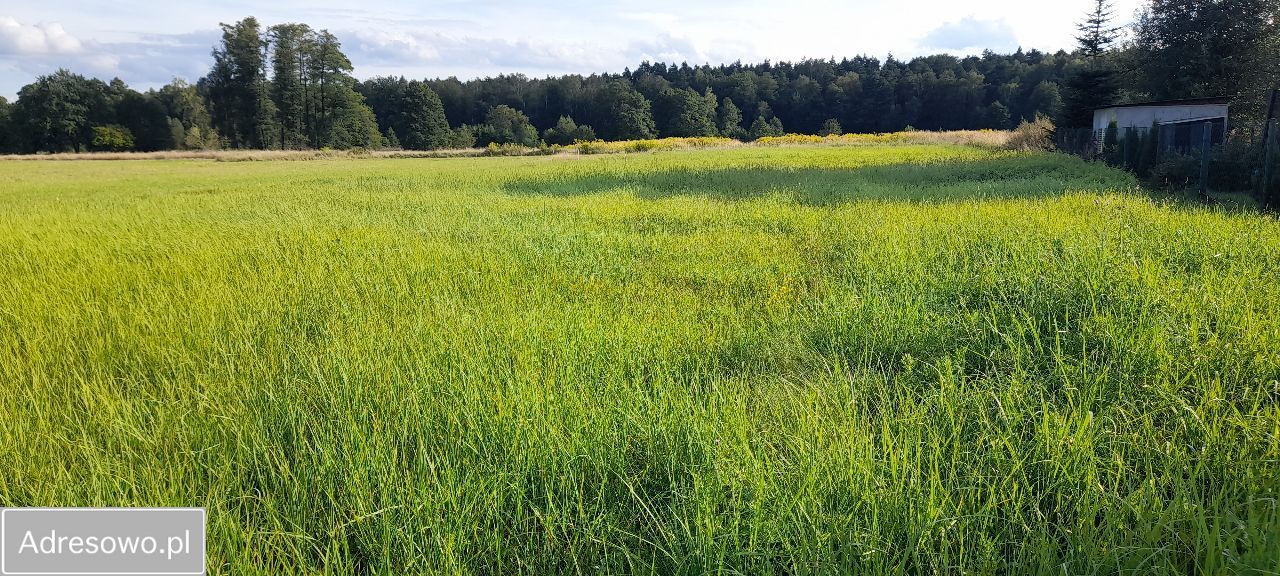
(754, 129, 1013, 148)
(0, 144, 1276, 574)
(0, 130, 1008, 161)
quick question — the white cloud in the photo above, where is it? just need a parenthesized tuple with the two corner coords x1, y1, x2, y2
(0, 19, 215, 97)
(0, 0, 1155, 99)
(0, 16, 82, 55)
(921, 16, 1019, 53)
(351, 29, 441, 63)
(346, 28, 617, 75)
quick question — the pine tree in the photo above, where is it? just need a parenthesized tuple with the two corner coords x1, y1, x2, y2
(325, 89, 382, 149)
(0, 96, 11, 153)
(749, 116, 770, 140)
(982, 102, 1009, 129)
(1058, 1, 1121, 129)
(400, 81, 451, 150)
(206, 17, 277, 148)
(1076, 0, 1121, 60)
(307, 30, 348, 147)
(717, 97, 745, 139)
(749, 114, 784, 139)
(1059, 67, 1120, 129)
(269, 23, 313, 149)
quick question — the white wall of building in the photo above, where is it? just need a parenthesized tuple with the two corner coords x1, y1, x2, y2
(1093, 104, 1229, 134)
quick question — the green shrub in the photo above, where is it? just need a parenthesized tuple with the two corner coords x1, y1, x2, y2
(1207, 137, 1261, 191)
(382, 128, 401, 150)
(818, 119, 843, 136)
(1146, 152, 1197, 190)
(446, 125, 477, 149)
(575, 140, 610, 155)
(1135, 123, 1158, 178)
(543, 116, 597, 146)
(1005, 116, 1055, 151)
(626, 140, 661, 152)
(1122, 128, 1141, 171)
(1145, 137, 1261, 192)
(476, 106, 540, 147)
(1102, 120, 1119, 166)
(91, 125, 135, 152)
(481, 142, 554, 157)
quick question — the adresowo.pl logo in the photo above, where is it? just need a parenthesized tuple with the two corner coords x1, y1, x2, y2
(1, 508, 205, 575)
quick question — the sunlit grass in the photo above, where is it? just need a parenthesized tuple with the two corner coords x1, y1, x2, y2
(0, 144, 1277, 574)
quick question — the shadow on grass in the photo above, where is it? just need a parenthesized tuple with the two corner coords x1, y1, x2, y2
(501, 153, 1135, 205)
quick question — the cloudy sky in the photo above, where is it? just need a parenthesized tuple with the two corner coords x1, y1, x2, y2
(0, 0, 1146, 99)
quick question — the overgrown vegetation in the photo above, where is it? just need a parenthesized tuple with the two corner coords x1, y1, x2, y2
(1005, 116, 1056, 151)
(1, 143, 1277, 574)
(1, 131, 1014, 160)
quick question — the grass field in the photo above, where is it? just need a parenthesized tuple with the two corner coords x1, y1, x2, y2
(1, 143, 1278, 574)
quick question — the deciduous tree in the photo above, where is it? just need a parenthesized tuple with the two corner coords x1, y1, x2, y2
(588, 82, 656, 140)
(655, 88, 718, 137)
(542, 116, 596, 145)
(10, 70, 105, 152)
(1133, 0, 1280, 120)
(476, 105, 540, 146)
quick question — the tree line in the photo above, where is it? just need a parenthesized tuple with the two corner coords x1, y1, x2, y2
(0, 0, 1275, 154)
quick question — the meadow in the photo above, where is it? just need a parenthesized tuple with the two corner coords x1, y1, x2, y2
(0, 142, 1277, 574)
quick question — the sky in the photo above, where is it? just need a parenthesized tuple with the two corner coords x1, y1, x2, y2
(0, 0, 1147, 100)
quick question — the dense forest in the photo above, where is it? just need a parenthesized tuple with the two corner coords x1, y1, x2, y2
(0, 0, 1276, 154)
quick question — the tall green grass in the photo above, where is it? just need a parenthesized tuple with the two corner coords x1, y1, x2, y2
(0, 145, 1277, 574)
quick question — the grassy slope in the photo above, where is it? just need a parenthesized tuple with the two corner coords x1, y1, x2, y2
(0, 145, 1277, 574)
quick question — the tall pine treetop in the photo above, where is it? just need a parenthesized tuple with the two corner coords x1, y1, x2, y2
(1076, 0, 1121, 59)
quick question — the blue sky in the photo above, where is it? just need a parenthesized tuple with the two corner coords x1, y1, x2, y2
(0, 0, 1145, 99)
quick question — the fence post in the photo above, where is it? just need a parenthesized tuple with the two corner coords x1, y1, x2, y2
(1198, 120, 1212, 198)
(1259, 89, 1279, 201)
(1123, 128, 1131, 168)
(1261, 89, 1279, 153)
(1264, 119, 1278, 208)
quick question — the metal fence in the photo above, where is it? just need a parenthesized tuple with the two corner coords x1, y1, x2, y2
(1055, 127, 1098, 159)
